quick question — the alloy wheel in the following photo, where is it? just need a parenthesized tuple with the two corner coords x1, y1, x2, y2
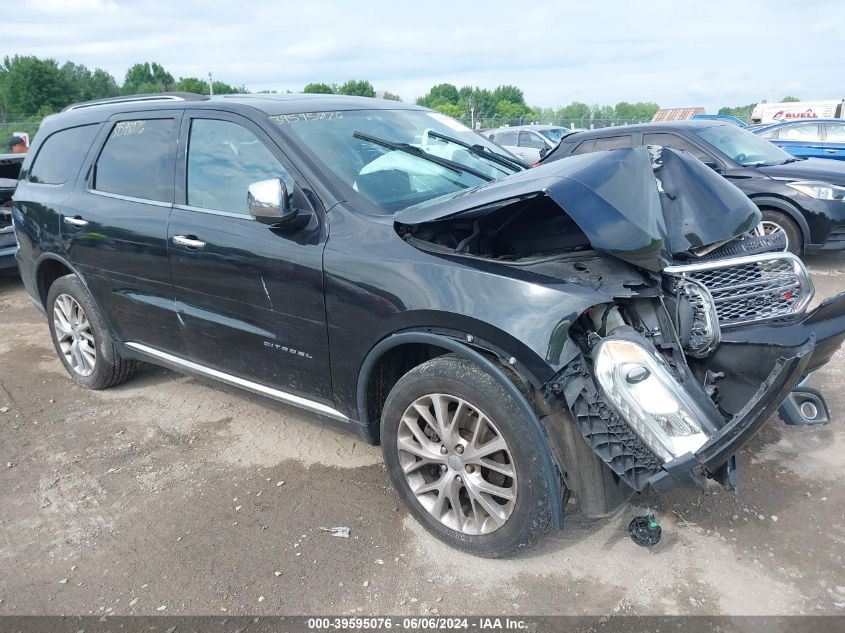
(397, 393, 517, 535)
(754, 220, 788, 250)
(53, 293, 96, 377)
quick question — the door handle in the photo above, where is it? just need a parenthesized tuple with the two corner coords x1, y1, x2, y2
(64, 216, 88, 228)
(172, 235, 206, 249)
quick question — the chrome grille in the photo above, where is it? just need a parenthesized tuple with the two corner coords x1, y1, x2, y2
(665, 253, 813, 328)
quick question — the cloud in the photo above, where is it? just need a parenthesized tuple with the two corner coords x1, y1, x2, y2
(9, 0, 842, 112)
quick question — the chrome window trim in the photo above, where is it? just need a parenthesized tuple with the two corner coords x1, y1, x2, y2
(173, 204, 254, 219)
(87, 189, 172, 208)
(125, 342, 349, 422)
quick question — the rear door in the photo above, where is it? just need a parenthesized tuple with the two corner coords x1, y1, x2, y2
(821, 122, 845, 160)
(773, 122, 823, 159)
(167, 110, 333, 405)
(62, 111, 181, 352)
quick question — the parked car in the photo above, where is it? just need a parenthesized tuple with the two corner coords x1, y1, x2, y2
(13, 94, 845, 557)
(482, 125, 574, 163)
(0, 153, 24, 271)
(691, 114, 747, 127)
(751, 100, 845, 125)
(750, 119, 845, 161)
(541, 121, 845, 256)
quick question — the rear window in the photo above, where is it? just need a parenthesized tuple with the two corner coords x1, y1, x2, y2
(93, 118, 177, 203)
(29, 124, 99, 185)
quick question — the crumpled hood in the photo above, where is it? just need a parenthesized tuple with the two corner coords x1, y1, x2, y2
(395, 146, 760, 271)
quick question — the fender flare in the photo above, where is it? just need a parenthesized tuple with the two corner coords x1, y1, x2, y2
(749, 195, 809, 248)
(32, 252, 90, 307)
(356, 330, 565, 528)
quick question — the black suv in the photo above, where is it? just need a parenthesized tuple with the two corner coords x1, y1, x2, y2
(541, 120, 845, 256)
(13, 94, 845, 557)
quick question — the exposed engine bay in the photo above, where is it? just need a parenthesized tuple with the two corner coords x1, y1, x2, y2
(396, 146, 845, 511)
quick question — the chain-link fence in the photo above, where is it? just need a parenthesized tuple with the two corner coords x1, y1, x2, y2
(1, 121, 41, 148)
(457, 115, 650, 131)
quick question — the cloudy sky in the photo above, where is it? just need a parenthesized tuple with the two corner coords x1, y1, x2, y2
(8, 0, 842, 113)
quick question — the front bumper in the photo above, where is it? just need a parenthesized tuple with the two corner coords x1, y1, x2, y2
(651, 291, 845, 491)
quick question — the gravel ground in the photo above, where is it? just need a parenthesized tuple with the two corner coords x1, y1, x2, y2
(1, 253, 844, 617)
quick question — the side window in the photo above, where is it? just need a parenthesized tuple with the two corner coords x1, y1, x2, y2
(187, 119, 294, 215)
(594, 135, 633, 150)
(779, 122, 820, 141)
(824, 122, 845, 142)
(642, 132, 709, 159)
(571, 139, 595, 155)
(758, 128, 780, 139)
(29, 124, 99, 185)
(518, 131, 547, 149)
(496, 131, 518, 146)
(93, 119, 177, 202)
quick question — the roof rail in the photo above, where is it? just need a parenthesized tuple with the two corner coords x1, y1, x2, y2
(63, 92, 209, 112)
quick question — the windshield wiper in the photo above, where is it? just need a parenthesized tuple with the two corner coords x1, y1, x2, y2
(424, 130, 527, 171)
(353, 131, 493, 182)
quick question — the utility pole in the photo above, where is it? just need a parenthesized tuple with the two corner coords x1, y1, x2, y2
(208, 72, 214, 96)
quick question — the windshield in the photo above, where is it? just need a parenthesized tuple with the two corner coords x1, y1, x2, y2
(271, 109, 521, 213)
(694, 124, 794, 166)
(538, 128, 571, 144)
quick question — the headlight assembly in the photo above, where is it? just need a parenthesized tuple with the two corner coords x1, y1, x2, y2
(594, 337, 711, 462)
(786, 180, 845, 201)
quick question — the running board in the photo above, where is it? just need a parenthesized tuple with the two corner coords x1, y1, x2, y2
(125, 342, 349, 422)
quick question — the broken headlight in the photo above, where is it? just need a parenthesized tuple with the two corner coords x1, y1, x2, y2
(594, 337, 711, 462)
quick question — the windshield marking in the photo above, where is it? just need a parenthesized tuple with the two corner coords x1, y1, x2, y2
(270, 112, 344, 124)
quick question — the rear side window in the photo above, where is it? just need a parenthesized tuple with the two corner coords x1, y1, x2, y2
(495, 131, 518, 146)
(594, 135, 633, 150)
(826, 122, 845, 142)
(642, 132, 709, 159)
(29, 125, 99, 185)
(571, 139, 595, 154)
(518, 131, 546, 149)
(93, 119, 177, 203)
(779, 122, 820, 141)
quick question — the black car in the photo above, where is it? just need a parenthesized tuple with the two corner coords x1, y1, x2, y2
(541, 120, 845, 256)
(12, 94, 845, 557)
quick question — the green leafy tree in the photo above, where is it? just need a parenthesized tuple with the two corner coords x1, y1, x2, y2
(495, 99, 527, 119)
(303, 82, 335, 94)
(0, 55, 71, 118)
(381, 91, 402, 101)
(87, 68, 119, 100)
(718, 103, 757, 122)
(176, 76, 209, 94)
(122, 62, 175, 94)
(433, 103, 463, 118)
(614, 101, 659, 121)
(781, 96, 800, 102)
(416, 83, 459, 108)
(559, 101, 592, 121)
(492, 85, 526, 108)
(337, 79, 375, 98)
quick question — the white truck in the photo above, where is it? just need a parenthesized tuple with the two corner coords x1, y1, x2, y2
(751, 100, 845, 124)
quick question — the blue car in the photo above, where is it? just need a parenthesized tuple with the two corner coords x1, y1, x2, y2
(751, 119, 845, 160)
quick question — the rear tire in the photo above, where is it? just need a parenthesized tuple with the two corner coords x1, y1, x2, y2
(381, 354, 553, 557)
(46, 274, 137, 390)
(758, 209, 803, 256)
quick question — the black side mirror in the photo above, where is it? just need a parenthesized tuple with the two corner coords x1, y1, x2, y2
(539, 147, 549, 158)
(248, 178, 297, 225)
(698, 156, 721, 171)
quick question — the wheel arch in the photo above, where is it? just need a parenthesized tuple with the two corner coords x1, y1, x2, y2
(356, 329, 565, 528)
(748, 195, 809, 248)
(34, 253, 83, 309)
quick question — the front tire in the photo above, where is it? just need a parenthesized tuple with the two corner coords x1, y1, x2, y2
(756, 209, 803, 256)
(46, 274, 137, 390)
(381, 355, 553, 557)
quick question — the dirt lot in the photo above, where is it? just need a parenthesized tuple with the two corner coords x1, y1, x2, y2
(1, 255, 844, 618)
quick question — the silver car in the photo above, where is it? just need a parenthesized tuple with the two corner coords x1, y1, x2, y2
(483, 125, 576, 163)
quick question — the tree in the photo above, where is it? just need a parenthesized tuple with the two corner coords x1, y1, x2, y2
(718, 103, 757, 123)
(495, 99, 527, 119)
(614, 101, 659, 121)
(0, 55, 67, 118)
(492, 85, 525, 108)
(559, 101, 591, 121)
(337, 80, 375, 98)
(416, 83, 459, 109)
(781, 96, 800, 102)
(122, 62, 175, 94)
(303, 82, 335, 94)
(176, 76, 209, 94)
(381, 91, 402, 102)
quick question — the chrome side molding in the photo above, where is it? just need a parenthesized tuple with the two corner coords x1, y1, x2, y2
(125, 342, 349, 422)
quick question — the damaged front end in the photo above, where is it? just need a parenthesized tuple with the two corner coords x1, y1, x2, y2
(396, 145, 845, 505)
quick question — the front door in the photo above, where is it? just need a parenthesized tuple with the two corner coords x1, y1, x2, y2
(168, 111, 333, 406)
(63, 112, 181, 352)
